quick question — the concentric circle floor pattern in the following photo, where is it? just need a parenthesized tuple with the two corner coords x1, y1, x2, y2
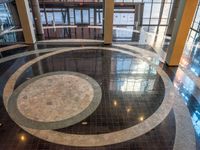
(3, 47, 175, 146)
(0, 45, 195, 149)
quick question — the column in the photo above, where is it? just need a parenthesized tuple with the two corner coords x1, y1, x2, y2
(166, 0, 180, 36)
(103, 0, 114, 44)
(30, 0, 44, 40)
(166, 0, 198, 66)
(15, 0, 36, 43)
(134, 3, 144, 30)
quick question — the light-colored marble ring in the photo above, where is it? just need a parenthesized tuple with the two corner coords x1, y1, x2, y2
(3, 47, 175, 147)
(7, 71, 102, 130)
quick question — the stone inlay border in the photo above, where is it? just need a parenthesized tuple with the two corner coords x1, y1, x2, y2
(3, 47, 175, 147)
(0, 47, 62, 64)
(7, 71, 102, 130)
(173, 90, 196, 150)
(0, 44, 28, 53)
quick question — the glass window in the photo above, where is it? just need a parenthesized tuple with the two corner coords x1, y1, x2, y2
(82, 10, 89, 24)
(90, 9, 94, 25)
(142, 19, 150, 25)
(143, 3, 152, 18)
(190, 30, 197, 39)
(114, 12, 135, 25)
(134, 0, 142, 2)
(40, 12, 46, 24)
(96, 11, 103, 25)
(143, 0, 153, 2)
(69, 8, 74, 25)
(75, 9, 81, 24)
(0, 3, 13, 31)
(153, 0, 162, 2)
(150, 18, 159, 24)
(151, 3, 161, 18)
(54, 12, 63, 24)
(165, 0, 173, 2)
(193, 22, 199, 31)
(47, 12, 53, 24)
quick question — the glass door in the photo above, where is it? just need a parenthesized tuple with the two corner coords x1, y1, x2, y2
(74, 9, 90, 25)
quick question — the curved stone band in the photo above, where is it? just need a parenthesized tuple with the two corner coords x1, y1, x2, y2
(3, 47, 175, 147)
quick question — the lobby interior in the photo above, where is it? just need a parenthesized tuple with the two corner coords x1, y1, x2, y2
(0, 0, 200, 150)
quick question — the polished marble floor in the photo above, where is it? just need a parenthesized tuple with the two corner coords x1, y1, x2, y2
(0, 43, 198, 150)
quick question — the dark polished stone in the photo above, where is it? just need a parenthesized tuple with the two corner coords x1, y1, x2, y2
(0, 46, 175, 150)
(12, 49, 165, 134)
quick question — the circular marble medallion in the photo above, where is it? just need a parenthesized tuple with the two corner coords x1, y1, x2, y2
(7, 71, 102, 130)
(17, 74, 94, 122)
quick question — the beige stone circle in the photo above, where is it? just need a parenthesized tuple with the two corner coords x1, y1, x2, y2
(17, 74, 94, 122)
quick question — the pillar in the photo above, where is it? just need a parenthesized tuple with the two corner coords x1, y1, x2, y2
(166, 0, 180, 36)
(103, 0, 114, 44)
(15, 0, 36, 43)
(166, 0, 198, 66)
(30, 0, 44, 40)
(134, 3, 144, 30)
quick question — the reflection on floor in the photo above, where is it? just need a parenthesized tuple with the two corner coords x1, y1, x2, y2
(173, 68, 200, 150)
(0, 42, 199, 149)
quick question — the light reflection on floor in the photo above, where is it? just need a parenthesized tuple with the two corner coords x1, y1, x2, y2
(0, 45, 177, 149)
(173, 68, 200, 149)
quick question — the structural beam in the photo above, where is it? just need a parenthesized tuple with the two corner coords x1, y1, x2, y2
(103, 0, 114, 44)
(30, 0, 44, 40)
(15, 0, 36, 43)
(166, 0, 198, 66)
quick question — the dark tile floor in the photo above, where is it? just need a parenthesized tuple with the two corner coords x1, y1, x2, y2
(0, 46, 175, 149)
(0, 107, 175, 150)
(14, 49, 165, 134)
